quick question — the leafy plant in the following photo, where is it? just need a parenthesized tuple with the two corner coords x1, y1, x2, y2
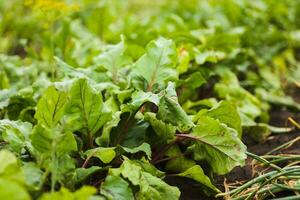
(0, 0, 299, 199)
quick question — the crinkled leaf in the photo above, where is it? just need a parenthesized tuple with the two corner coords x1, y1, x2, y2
(0, 120, 32, 153)
(101, 175, 134, 200)
(157, 82, 194, 132)
(144, 112, 176, 148)
(188, 116, 246, 175)
(110, 158, 180, 200)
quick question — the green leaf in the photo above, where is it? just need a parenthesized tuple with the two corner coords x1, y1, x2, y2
(204, 101, 242, 137)
(94, 38, 132, 83)
(0, 178, 30, 200)
(110, 158, 180, 200)
(0, 150, 24, 183)
(157, 82, 194, 132)
(101, 175, 134, 200)
(85, 147, 116, 164)
(30, 124, 77, 189)
(0, 120, 32, 153)
(23, 162, 43, 190)
(165, 145, 195, 172)
(0, 71, 9, 89)
(35, 86, 68, 128)
(121, 142, 152, 160)
(39, 186, 97, 200)
(144, 112, 176, 147)
(133, 37, 178, 90)
(195, 50, 225, 65)
(66, 78, 112, 135)
(30, 124, 77, 156)
(188, 116, 246, 175)
(177, 165, 220, 193)
(72, 166, 102, 184)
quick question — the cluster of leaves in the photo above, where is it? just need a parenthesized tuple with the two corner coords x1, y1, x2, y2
(0, 0, 299, 199)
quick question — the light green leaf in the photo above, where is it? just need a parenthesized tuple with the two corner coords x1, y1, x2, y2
(23, 162, 43, 190)
(30, 124, 77, 156)
(94, 39, 132, 83)
(0, 120, 32, 153)
(0, 150, 24, 183)
(195, 50, 225, 65)
(40, 186, 96, 200)
(0, 71, 9, 89)
(101, 175, 134, 200)
(133, 37, 178, 90)
(85, 147, 116, 164)
(0, 178, 30, 200)
(66, 78, 112, 135)
(110, 158, 180, 200)
(205, 101, 242, 137)
(35, 86, 68, 128)
(188, 116, 246, 175)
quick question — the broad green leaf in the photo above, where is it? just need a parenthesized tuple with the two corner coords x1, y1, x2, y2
(30, 124, 77, 156)
(144, 112, 176, 147)
(177, 165, 220, 193)
(110, 158, 180, 200)
(101, 175, 134, 200)
(203, 101, 242, 137)
(121, 142, 152, 160)
(30, 124, 77, 188)
(0, 120, 32, 153)
(165, 145, 195, 172)
(185, 71, 207, 89)
(157, 82, 194, 132)
(55, 57, 89, 79)
(0, 150, 24, 183)
(97, 111, 121, 146)
(39, 186, 97, 200)
(137, 172, 180, 200)
(188, 116, 246, 175)
(133, 37, 178, 90)
(35, 86, 68, 128)
(0, 178, 30, 200)
(85, 147, 116, 164)
(23, 162, 43, 190)
(66, 78, 112, 135)
(195, 50, 225, 65)
(72, 166, 102, 184)
(94, 39, 132, 83)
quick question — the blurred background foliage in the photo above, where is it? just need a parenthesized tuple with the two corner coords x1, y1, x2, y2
(1, 0, 300, 138)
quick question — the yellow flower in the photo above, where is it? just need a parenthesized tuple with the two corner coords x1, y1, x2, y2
(25, 0, 79, 13)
